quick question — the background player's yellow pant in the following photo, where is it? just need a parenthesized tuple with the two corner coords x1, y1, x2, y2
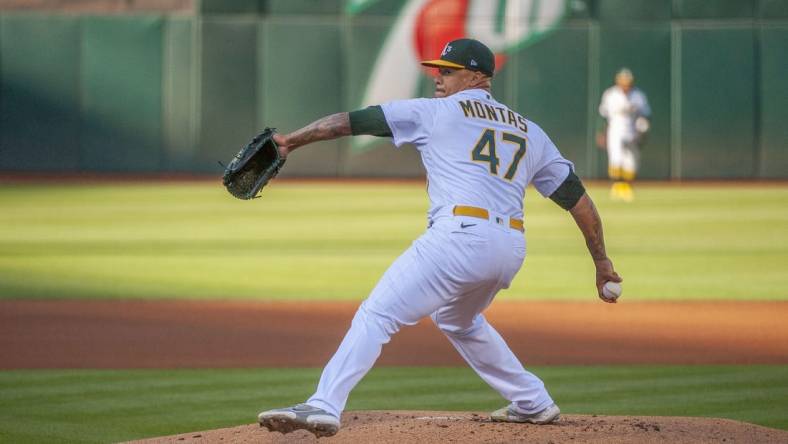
(607, 129, 640, 180)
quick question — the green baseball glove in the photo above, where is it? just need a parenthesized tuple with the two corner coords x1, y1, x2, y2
(222, 128, 286, 200)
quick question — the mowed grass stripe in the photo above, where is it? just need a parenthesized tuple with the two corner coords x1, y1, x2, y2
(1, 366, 786, 443)
(1, 182, 786, 300)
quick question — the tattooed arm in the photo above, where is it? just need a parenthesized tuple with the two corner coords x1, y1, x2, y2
(273, 112, 352, 156)
(569, 193, 623, 303)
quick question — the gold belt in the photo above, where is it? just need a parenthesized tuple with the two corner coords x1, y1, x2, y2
(453, 205, 524, 232)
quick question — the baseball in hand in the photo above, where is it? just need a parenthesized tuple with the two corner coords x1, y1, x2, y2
(602, 281, 622, 301)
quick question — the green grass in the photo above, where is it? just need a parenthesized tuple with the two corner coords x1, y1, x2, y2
(0, 182, 786, 300)
(0, 366, 786, 443)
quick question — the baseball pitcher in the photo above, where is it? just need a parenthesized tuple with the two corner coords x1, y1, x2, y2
(598, 68, 651, 202)
(258, 38, 622, 438)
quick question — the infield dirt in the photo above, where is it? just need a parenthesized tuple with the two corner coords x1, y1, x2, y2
(129, 411, 788, 444)
(3, 300, 787, 368)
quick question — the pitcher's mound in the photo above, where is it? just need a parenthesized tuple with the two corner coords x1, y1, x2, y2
(130, 411, 787, 443)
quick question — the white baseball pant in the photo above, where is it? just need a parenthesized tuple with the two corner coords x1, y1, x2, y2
(306, 211, 554, 418)
(607, 128, 639, 180)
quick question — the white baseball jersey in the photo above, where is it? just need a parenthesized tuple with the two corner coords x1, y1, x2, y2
(598, 86, 651, 138)
(381, 89, 573, 221)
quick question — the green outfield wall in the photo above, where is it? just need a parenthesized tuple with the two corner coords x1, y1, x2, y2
(0, 0, 786, 179)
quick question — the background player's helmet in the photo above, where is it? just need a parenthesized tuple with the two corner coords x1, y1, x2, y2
(615, 68, 634, 90)
(616, 68, 634, 82)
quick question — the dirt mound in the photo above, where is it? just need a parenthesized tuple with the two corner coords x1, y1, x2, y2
(129, 411, 788, 444)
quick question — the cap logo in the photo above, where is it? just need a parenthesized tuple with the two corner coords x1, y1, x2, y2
(469, 59, 478, 66)
(441, 44, 452, 56)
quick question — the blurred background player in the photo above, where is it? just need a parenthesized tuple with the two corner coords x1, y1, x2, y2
(598, 68, 651, 202)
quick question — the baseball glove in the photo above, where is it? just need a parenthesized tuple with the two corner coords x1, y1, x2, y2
(222, 128, 286, 200)
(634, 117, 650, 146)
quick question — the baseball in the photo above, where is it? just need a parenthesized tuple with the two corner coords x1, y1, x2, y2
(602, 281, 622, 300)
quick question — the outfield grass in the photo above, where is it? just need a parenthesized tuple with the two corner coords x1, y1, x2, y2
(0, 182, 786, 300)
(0, 366, 786, 443)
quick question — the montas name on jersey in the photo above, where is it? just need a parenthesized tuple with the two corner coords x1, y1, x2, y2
(458, 99, 528, 133)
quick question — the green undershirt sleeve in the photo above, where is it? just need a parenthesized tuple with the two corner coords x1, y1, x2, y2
(549, 170, 586, 210)
(349, 105, 393, 137)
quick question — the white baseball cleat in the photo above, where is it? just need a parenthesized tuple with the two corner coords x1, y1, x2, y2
(490, 402, 561, 424)
(258, 403, 340, 437)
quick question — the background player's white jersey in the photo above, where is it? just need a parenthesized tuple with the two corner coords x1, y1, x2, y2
(381, 89, 573, 221)
(598, 86, 651, 137)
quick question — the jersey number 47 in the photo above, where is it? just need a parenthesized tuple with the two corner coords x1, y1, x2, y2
(471, 129, 527, 181)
